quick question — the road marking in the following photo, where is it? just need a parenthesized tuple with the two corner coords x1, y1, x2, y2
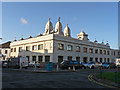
(88, 74, 120, 90)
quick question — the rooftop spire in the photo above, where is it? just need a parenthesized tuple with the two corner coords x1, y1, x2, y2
(49, 16, 50, 21)
(58, 17, 60, 22)
(81, 28, 83, 32)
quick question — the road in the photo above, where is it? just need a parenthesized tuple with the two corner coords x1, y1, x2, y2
(2, 68, 112, 88)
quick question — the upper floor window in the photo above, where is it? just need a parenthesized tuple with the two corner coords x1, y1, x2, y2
(38, 44, 43, 50)
(67, 45, 73, 51)
(107, 51, 110, 55)
(83, 47, 87, 53)
(58, 43, 64, 50)
(14, 48, 16, 52)
(103, 50, 106, 54)
(95, 49, 98, 54)
(5, 50, 7, 54)
(99, 50, 102, 54)
(11, 48, 13, 52)
(32, 45, 37, 50)
(19, 47, 22, 52)
(76, 46, 80, 52)
(89, 48, 93, 53)
(26, 46, 30, 51)
(114, 51, 115, 56)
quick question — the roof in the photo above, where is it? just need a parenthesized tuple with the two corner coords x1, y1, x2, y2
(0, 41, 11, 48)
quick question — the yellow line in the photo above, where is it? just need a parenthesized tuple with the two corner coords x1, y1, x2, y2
(88, 74, 120, 90)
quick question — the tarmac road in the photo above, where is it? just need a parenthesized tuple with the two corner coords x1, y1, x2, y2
(2, 68, 111, 89)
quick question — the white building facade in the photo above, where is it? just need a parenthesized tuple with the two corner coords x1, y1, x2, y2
(0, 41, 11, 60)
(10, 17, 120, 63)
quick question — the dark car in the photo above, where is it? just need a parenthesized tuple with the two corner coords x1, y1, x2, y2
(60, 60, 85, 70)
(2, 60, 8, 68)
(108, 62, 116, 69)
(102, 62, 110, 69)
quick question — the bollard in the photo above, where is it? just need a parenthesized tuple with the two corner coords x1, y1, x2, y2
(115, 72, 117, 83)
(56, 64, 59, 71)
(34, 63, 36, 71)
(100, 67, 102, 79)
(73, 66, 75, 71)
(68, 67, 71, 70)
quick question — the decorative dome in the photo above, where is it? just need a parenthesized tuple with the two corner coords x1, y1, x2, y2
(101, 40, 104, 44)
(78, 29, 88, 36)
(38, 33, 43, 36)
(20, 35, 24, 40)
(44, 17, 53, 35)
(14, 37, 17, 41)
(55, 17, 64, 35)
(64, 24, 71, 37)
(94, 38, 97, 43)
(77, 28, 89, 40)
(29, 35, 32, 38)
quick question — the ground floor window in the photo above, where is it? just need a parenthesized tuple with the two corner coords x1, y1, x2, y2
(89, 57, 93, 62)
(107, 58, 109, 62)
(83, 57, 87, 63)
(45, 56, 50, 62)
(76, 57, 80, 62)
(32, 56, 36, 62)
(38, 56, 43, 63)
(58, 56, 63, 63)
(100, 58, 102, 63)
(67, 56, 72, 60)
(104, 58, 106, 62)
(26, 56, 30, 63)
(95, 58, 98, 62)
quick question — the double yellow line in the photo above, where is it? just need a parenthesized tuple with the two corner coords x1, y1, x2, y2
(88, 74, 120, 90)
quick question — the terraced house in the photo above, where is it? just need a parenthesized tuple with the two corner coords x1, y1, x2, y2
(10, 17, 120, 63)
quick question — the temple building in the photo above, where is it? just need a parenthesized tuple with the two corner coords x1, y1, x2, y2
(10, 17, 120, 63)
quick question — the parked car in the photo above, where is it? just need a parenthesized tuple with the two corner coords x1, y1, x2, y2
(102, 62, 110, 69)
(108, 62, 116, 69)
(28, 61, 40, 68)
(28, 61, 35, 67)
(80, 62, 88, 69)
(87, 62, 102, 69)
(60, 60, 86, 69)
(116, 58, 120, 68)
(2, 60, 8, 68)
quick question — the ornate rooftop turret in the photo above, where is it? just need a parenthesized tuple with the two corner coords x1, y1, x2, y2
(77, 28, 89, 40)
(64, 24, 71, 37)
(44, 17, 54, 35)
(106, 41, 109, 46)
(55, 17, 64, 36)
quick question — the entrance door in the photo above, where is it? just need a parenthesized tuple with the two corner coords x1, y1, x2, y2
(45, 56, 50, 62)
(58, 56, 63, 63)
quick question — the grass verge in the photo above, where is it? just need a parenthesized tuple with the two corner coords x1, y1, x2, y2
(96, 72, 120, 84)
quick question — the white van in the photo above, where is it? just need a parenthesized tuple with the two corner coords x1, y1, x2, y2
(116, 58, 120, 67)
